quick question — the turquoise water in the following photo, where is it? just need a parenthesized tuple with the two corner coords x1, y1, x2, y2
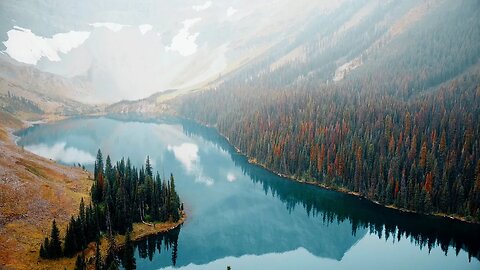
(16, 117, 480, 270)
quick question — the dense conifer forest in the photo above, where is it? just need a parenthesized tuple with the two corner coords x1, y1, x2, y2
(39, 150, 182, 269)
(179, 1, 480, 222)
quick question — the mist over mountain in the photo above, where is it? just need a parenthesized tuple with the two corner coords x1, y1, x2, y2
(1, 0, 342, 103)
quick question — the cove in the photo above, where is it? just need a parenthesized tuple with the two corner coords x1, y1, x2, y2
(16, 117, 480, 270)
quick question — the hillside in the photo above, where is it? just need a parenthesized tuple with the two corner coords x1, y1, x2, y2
(0, 111, 92, 269)
(177, 0, 480, 222)
(0, 55, 97, 120)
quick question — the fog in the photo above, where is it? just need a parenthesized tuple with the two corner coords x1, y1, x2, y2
(0, 0, 340, 103)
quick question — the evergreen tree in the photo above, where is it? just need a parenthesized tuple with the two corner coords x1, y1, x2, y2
(145, 156, 153, 178)
(39, 242, 46, 258)
(39, 152, 184, 261)
(49, 219, 62, 258)
(43, 237, 50, 258)
(95, 149, 104, 181)
(63, 217, 78, 257)
(169, 174, 181, 221)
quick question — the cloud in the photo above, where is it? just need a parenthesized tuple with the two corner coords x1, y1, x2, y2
(24, 142, 95, 164)
(90, 22, 126, 32)
(227, 172, 236, 182)
(138, 24, 153, 35)
(227, 6, 237, 17)
(167, 143, 199, 171)
(192, 1, 212, 11)
(2, 26, 90, 65)
(165, 18, 202, 56)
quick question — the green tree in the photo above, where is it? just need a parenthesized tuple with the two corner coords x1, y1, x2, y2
(49, 219, 62, 258)
(145, 156, 153, 178)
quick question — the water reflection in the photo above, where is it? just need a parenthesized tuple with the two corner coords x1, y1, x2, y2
(15, 116, 480, 269)
(179, 118, 480, 261)
(121, 226, 181, 270)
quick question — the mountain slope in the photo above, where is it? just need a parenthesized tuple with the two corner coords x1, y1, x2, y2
(0, 111, 92, 269)
(177, 0, 480, 222)
(0, 55, 96, 120)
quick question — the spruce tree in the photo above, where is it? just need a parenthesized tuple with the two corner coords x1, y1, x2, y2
(50, 219, 62, 258)
(145, 156, 153, 178)
(95, 149, 104, 181)
(63, 217, 77, 257)
(39, 242, 46, 258)
(43, 237, 50, 258)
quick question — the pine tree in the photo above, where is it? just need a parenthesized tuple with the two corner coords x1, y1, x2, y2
(145, 156, 153, 178)
(63, 217, 77, 257)
(43, 237, 50, 258)
(49, 219, 62, 258)
(39, 242, 46, 258)
(95, 149, 104, 181)
(169, 174, 181, 221)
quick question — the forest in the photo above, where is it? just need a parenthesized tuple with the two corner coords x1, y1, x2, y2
(178, 1, 480, 222)
(39, 150, 182, 269)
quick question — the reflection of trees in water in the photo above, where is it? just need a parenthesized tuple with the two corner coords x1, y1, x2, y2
(180, 118, 480, 261)
(121, 226, 181, 269)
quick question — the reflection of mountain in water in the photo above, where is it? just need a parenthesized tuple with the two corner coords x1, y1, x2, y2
(17, 117, 366, 268)
(132, 207, 364, 269)
(179, 118, 480, 261)
(16, 116, 480, 269)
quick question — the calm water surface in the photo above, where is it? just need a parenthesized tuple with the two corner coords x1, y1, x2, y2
(16, 117, 480, 270)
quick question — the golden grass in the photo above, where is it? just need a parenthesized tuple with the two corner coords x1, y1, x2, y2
(0, 114, 91, 270)
(0, 114, 186, 269)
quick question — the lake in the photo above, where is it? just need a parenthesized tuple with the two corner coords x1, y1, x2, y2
(16, 117, 480, 270)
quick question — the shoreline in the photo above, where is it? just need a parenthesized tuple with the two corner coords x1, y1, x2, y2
(82, 214, 187, 267)
(183, 117, 478, 225)
(15, 113, 479, 226)
(6, 114, 187, 269)
(116, 213, 186, 249)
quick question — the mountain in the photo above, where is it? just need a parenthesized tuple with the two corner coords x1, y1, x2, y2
(177, 0, 480, 222)
(0, 55, 96, 120)
(1, 0, 350, 103)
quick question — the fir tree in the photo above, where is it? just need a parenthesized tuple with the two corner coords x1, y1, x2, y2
(49, 219, 62, 258)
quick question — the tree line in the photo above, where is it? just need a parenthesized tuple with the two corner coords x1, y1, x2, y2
(178, 1, 480, 222)
(39, 150, 182, 269)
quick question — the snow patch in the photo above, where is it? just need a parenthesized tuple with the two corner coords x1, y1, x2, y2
(2, 26, 90, 65)
(90, 22, 126, 32)
(165, 18, 202, 56)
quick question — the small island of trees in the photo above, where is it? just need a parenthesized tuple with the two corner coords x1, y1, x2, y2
(39, 150, 183, 269)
